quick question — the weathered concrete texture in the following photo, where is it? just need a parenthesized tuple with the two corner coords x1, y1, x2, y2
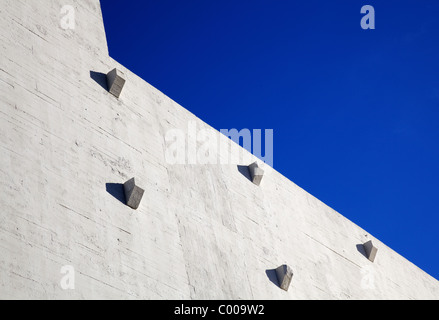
(0, 0, 438, 300)
(106, 68, 126, 98)
(276, 265, 293, 291)
(248, 161, 264, 186)
(123, 178, 144, 210)
(364, 240, 378, 263)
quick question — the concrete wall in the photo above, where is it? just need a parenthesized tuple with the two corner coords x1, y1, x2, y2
(0, 0, 438, 299)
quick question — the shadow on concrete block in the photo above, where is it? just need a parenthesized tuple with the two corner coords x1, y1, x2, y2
(275, 264, 293, 291)
(265, 269, 280, 289)
(90, 70, 108, 91)
(106, 183, 125, 205)
(248, 161, 264, 186)
(363, 240, 378, 262)
(356, 243, 368, 259)
(237, 165, 252, 182)
(107, 68, 126, 98)
(123, 177, 144, 210)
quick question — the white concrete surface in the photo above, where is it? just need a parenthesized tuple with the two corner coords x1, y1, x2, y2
(0, 0, 438, 299)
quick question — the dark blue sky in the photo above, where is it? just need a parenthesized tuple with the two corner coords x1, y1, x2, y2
(101, 1, 439, 280)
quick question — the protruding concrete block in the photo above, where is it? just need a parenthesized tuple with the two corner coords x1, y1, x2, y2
(363, 240, 378, 262)
(275, 264, 293, 291)
(123, 178, 144, 210)
(248, 161, 264, 186)
(106, 68, 126, 98)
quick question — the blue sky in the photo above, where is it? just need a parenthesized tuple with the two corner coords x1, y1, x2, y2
(100, 1, 439, 280)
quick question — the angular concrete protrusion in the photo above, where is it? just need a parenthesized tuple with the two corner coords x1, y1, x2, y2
(248, 161, 264, 186)
(275, 264, 293, 291)
(123, 178, 144, 210)
(363, 240, 378, 262)
(106, 68, 126, 98)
